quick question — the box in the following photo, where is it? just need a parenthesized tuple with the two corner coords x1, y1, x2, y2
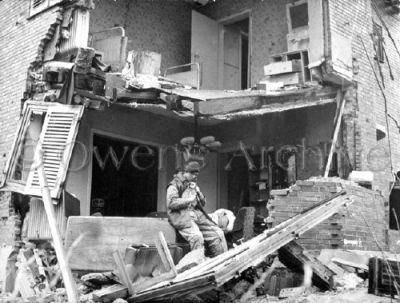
(264, 60, 302, 76)
(268, 72, 303, 85)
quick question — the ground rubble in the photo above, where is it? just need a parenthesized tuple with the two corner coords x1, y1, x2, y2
(1, 244, 399, 303)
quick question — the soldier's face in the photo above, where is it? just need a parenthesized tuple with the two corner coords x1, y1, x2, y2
(185, 171, 199, 181)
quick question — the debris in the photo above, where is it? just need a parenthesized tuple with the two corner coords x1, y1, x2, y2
(122, 50, 162, 77)
(64, 216, 177, 271)
(0, 245, 13, 292)
(154, 231, 178, 276)
(278, 241, 334, 290)
(113, 250, 135, 295)
(92, 284, 128, 303)
(279, 286, 307, 299)
(368, 256, 400, 296)
(81, 272, 117, 287)
(318, 249, 370, 273)
(335, 272, 364, 290)
(129, 191, 353, 302)
(176, 249, 206, 274)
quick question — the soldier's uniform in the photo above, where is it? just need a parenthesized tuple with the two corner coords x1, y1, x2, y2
(166, 165, 227, 257)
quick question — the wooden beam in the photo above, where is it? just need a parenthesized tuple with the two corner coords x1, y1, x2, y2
(113, 250, 135, 295)
(35, 149, 79, 303)
(197, 96, 261, 115)
(157, 231, 177, 276)
(324, 89, 345, 177)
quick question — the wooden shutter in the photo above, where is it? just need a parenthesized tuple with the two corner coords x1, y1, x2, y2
(30, 0, 49, 16)
(30, 0, 62, 17)
(25, 104, 84, 199)
(1, 102, 50, 192)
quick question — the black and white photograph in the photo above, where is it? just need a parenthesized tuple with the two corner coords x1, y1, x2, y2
(0, 0, 400, 302)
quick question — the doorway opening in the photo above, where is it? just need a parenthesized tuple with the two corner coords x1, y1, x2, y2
(221, 14, 250, 90)
(90, 134, 158, 217)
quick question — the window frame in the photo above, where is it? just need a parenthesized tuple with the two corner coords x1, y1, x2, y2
(286, 0, 309, 34)
(372, 21, 385, 63)
(1, 101, 84, 199)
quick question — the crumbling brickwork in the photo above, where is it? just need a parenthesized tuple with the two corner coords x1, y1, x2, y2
(268, 177, 388, 251)
(0, 0, 61, 245)
(89, 0, 192, 72)
(327, 0, 400, 197)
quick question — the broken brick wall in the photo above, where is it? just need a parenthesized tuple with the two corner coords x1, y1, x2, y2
(198, 0, 291, 85)
(268, 178, 388, 251)
(89, 0, 192, 73)
(327, 0, 400, 198)
(0, 0, 61, 245)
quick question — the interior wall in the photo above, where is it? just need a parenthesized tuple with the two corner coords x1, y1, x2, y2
(65, 106, 193, 216)
(203, 104, 337, 201)
(89, 0, 192, 72)
(197, 0, 293, 85)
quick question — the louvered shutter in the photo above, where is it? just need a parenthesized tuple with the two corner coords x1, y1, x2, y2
(25, 104, 84, 199)
(30, 0, 49, 16)
(1, 102, 50, 193)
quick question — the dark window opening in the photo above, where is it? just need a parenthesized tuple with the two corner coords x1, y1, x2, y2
(290, 2, 308, 30)
(373, 22, 385, 63)
(389, 187, 400, 230)
(90, 134, 158, 217)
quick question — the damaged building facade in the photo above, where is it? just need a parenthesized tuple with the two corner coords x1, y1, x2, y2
(1, 0, 400, 273)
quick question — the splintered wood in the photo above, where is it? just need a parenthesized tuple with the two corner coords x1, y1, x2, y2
(128, 191, 353, 302)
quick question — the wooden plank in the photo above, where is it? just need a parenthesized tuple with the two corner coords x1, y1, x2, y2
(155, 238, 170, 273)
(129, 273, 216, 302)
(113, 250, 134, 295)
(35, 151, 79, 303)
(64, 216, 177, 271)
(324, 89, 344, 177)
(158, 232, 177, 276)
(132, 271, 176, 294)
(92, 284, 128, 303)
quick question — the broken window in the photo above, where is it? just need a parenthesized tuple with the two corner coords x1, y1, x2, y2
(1, 102, 84, 199)
(29, 0, 62, 17)
(372, 22, 385, 63)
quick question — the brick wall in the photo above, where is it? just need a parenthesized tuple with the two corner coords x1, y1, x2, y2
(0, 0, 61, 245)
(89, 0, 192, 72)
(268, 177, 388, 251)
(327, 0, 400, 198)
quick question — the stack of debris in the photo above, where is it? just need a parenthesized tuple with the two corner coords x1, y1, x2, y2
(2, 188, 400, 302)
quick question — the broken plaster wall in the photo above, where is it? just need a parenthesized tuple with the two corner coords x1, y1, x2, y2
(197, 0, 294, 85)
(0, 1, 62, 246)
(89, 0, 192, 73)
(268, 177, 388, 251)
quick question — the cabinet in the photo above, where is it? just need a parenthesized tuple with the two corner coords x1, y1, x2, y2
(270, 49, 312, 83)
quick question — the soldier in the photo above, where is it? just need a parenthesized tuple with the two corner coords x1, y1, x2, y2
(166, 161, 228, 257)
